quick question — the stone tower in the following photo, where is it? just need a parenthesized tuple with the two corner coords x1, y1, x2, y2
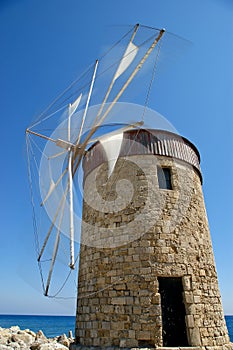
(74, 129, 231, 349)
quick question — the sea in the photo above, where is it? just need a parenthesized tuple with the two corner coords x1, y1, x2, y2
(0, 314, 232, 341)
(0, 315, 75, 338)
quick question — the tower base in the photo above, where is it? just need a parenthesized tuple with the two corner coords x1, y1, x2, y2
(70, 344, 233, 350)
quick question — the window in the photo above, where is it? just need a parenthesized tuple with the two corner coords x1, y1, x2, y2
(157, 167, 172, 190)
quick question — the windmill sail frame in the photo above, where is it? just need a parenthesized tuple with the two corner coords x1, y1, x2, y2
(26, 24, 166, 297)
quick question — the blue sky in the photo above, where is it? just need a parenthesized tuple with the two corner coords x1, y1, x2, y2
(0, 0, 232, 316)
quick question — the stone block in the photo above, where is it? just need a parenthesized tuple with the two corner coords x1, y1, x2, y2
(186, 314, 195, 328)
(194, 295, 201, 303)
(136, 330, 151, 340)
(119, 338, 138, 348)
(189, 327, 201, 346)
(183, 275, 192, 291)
(184, 291, 194, 304)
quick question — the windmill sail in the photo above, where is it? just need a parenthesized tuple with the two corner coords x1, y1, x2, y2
(100, 133, 124, 178)
(40, 168, 68, 206)
(41, 179, 55, 206)
(114, 42, 138, 81)
(88, 40, 139, 132)
(68, 93, 82, 118)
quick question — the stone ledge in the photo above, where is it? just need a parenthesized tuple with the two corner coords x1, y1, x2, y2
(156, 348, 203, 350)
(70, 344, 233, 350)
(70, 346, 233, 350)
(70, 343, 233, 350)
(70, 345, 204, 350)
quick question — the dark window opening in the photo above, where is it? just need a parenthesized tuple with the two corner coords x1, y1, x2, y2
(157, 167, 172, 190)
(158, 277, 189, 347)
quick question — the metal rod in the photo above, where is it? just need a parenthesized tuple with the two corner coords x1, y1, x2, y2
(26, 129, 57, 143)
(68, 107, 71, 143)
(67, 91, 78, 269)
(75, 60, 99, 146)
(27, 129, 74, 151)
(68, 149, 75, 269)
(44, 193, 66, 296)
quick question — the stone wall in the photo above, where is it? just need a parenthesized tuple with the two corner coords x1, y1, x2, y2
(75, 152, 231, 349)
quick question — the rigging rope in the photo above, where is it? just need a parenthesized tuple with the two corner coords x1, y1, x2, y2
(29, 63, 94, 130)
(26, 135, 46, 294)
(141, 35, 163, 122)
(29, 25, 136, 131)
(29, 105, 67, 131)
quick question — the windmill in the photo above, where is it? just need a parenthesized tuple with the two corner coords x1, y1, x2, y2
(25, 24, 232, 349)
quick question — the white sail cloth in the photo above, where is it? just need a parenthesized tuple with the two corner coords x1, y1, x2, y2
(100, 133, 124, 178)
(68, 93, 82, 118)
(114, 42, 138, 81)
